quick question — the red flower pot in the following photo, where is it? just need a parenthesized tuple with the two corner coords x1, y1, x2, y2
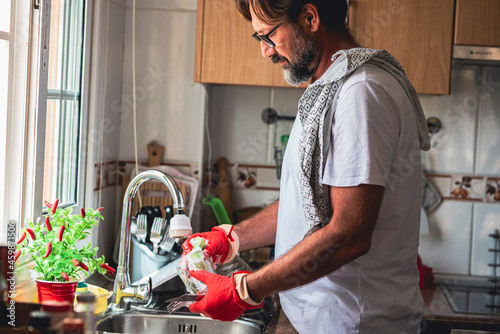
(35, 278, 78, 304)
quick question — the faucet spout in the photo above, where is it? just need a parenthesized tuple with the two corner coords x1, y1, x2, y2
(110, 170, 191, 309)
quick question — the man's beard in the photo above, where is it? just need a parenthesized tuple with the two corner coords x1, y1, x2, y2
(271, 24, 319, 86)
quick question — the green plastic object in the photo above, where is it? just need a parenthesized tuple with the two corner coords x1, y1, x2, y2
(202, 196, 232, 225)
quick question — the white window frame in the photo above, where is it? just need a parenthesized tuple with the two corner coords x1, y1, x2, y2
(1, 0, 31, 244)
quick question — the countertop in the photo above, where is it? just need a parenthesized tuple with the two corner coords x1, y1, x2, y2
(272, 286, 500, 333)
(421, 286, 500, 325)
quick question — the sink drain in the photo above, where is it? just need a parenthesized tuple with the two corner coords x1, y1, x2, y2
(178, 323, 197, 333)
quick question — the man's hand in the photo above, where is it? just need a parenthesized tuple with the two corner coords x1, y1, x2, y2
(182, 226, 236, 264)
(188, 270, 263, 321)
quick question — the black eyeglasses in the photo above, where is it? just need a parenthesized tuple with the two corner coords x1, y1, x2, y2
(252, 20, 286, 48)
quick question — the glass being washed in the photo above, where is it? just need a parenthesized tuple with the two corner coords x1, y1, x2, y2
(177, 237, 216, 294)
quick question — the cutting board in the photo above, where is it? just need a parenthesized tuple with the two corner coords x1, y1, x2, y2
(217, 157, 233, 223)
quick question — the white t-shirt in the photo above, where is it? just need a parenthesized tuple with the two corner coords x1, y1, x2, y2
(275, 63, 424, 334)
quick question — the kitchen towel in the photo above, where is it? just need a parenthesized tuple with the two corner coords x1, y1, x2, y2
(298, 48, 431, 230)
(421, 171, 442, 214)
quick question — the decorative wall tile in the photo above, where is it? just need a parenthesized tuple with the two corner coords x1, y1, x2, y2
(231, 164, 280, 190)
(471, 203, 500, 277)
(94, 161, 118, 191)
(485, 177, 500, 203)
(448, 175, 485, 201)
(426, 175, 451, 201)
(419, 201, 473, 275)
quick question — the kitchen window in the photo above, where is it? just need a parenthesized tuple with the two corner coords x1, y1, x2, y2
(0, 0, 90, 243)
(43, 0, 86, 207)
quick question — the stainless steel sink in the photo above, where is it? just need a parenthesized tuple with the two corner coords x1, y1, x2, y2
(96, 309, 266, 334)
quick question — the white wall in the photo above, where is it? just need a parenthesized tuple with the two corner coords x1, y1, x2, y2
(87, 0, 126, 260)
(419, 65, 500, 278)
(118, 0, 204, 163)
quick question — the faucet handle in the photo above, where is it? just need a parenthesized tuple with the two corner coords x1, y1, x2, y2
(121, 277, 152, 310)
(135, 277, 152, 303)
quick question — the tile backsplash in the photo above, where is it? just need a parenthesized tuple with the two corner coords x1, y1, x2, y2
(418, 65, 500, 280)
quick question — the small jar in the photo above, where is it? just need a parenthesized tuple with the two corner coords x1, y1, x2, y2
(29, 310, 54, 333)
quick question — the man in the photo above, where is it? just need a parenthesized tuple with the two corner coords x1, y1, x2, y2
(182, 1, 430, 332)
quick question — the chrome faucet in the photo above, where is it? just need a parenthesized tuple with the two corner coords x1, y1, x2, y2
(109, 170, 191, 309)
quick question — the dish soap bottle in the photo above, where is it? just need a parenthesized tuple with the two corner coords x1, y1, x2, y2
(74, 292, 95, 334)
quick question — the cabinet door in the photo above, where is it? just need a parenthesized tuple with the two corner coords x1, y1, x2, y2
(349, 0, 455, 95)
(194, 0, 292, 87)
(455, 0, 500, 47)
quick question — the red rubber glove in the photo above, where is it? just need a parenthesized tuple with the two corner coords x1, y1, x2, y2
(182, 226, 233, 264)
(188, 270, 263, 321)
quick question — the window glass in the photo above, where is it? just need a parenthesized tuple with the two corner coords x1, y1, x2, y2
(43, 0, 85, 206)
(0, 0, 11, 33)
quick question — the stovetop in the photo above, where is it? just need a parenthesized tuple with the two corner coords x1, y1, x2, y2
(441, 284, 500, 315)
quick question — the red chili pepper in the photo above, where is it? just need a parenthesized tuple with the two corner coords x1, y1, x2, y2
(80, 208, 86, 218)
(26, 228, 36, 240)
(79, 262, 89, 272)
(97, 207, 103, 213)
(51, 199, 59, 214)
(105, 270, 115, 278)
(44, 200, 53, 208)
(17, 231, 26, 244)
(73, 259, 89, 271)
(14, 250, 21, 262)
(100, 263, 116, 273)
(58, 225, 65, 242)
(45, 216, 52, 231)
(60, 272, 69, 281)
(44, 242, 52, 258)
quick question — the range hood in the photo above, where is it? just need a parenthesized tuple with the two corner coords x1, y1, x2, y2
(453, 45, 500, 65)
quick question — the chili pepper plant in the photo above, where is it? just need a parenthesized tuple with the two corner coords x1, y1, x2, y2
(15, 199, 116, 282)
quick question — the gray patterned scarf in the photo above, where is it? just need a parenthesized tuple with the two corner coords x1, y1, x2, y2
(298, 48, 430, 231)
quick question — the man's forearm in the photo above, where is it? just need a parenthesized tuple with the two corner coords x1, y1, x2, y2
(245, 221, 371, 301)
(246, 184, 383, 301)
(234, 200, 279, 251)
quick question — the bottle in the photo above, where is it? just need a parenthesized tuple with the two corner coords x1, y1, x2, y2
(76, 282, 88, 294)
(41, 300, 72, 334)
(74, 293, 95, 334)
(29, 310, 55, 333)
(63, 318, 84, 334)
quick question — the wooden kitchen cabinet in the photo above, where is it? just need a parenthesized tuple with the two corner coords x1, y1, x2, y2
(194, 0, 291, 87)
(195, 0, 455, 94)
(348, 0, 455, 95)
(454, 0, 500, 47)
